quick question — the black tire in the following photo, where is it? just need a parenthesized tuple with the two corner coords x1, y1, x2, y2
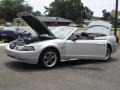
(105, 47, 111, 60)
(38, 48, 60, 69)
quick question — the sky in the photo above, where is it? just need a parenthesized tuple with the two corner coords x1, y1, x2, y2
(26, 0, 120, 17)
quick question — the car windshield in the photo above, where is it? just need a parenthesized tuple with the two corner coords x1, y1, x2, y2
(52, 26, 76, 39)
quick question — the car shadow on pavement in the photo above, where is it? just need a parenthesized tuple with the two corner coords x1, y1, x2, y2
(4, 61, 45, 72)
(4, 58, 118, 72)
(56, 58, 118, 70)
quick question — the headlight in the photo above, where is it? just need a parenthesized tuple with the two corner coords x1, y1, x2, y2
(19, 46, 35, 51)
(22, 46, 35, 51)
(10, 42, 17, 49)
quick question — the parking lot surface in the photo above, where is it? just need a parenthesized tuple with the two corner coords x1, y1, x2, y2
(0, 45, 120, 90)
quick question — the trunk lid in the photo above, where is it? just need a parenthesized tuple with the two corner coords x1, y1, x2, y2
(87, 21, 112, 35)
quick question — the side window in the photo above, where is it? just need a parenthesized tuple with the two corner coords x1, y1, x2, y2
(68, 31, 94, 40)
(69, 32, 94, 40)
(80, 32, 94, 40)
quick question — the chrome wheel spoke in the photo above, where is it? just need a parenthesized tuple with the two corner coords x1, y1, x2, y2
(50, 59, 54, 64)
(45, 59, 50, 64)
(44, 56, 48, 59)
(43, 51, 57, 67)
(50, 56, 55, 59)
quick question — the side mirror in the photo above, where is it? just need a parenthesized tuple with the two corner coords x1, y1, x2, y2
(70, 35, 77, 41)
(24, 30, 27, 32)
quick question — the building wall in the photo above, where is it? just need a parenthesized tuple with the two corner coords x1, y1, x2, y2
(111, 10, 120, 17)
(45, 22, 71, 26)
(14, 18, 72, 26)
(111, 10, 120, 27)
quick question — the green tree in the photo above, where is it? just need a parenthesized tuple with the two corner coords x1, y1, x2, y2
(83, 6, 93, 19)
(102, 9, 112, 21)
(44, 0, 93, 22)
(0, 0, 33, 21)
(32, 11, 41, 16)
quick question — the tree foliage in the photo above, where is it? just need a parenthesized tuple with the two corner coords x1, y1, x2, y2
(0, 0, 33, 21)
(44, 0, 93, 22)
(101, 9, 112, 21)
(32, 11, 41, 16)
(101, 9, 116, 26)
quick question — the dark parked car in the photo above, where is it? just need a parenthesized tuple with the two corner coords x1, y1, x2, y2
(0, 27, 32, 42)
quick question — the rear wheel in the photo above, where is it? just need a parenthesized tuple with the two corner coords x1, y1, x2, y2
(38, 48, 59, 69)
(105, 47, 111, 60)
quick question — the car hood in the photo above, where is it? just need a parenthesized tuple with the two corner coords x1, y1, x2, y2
(87, 21, 112, 35)
(18, 12, 56, 38)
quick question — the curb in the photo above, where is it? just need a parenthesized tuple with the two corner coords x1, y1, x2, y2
(0, 41, 4, 43)
(0, 43, 8, 46)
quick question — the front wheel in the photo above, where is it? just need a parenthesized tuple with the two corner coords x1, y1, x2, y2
(38, 48, 59, 69)
(105, 47, 111, 60)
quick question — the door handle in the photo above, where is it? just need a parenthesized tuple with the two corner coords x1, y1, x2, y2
(97, 43, 104, 45)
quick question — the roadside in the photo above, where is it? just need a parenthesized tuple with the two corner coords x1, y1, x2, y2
(0, 37, 8, 46)
(0, 42, 8, 46)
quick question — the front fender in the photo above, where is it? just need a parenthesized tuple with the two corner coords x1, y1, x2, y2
(27, 39, 66, 60)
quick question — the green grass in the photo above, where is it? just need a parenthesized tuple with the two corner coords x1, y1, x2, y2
(112, 28, 120, 31)
(0, 24, 4, 26)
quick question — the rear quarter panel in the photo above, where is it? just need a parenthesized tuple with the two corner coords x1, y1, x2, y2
(95, 36, 118, 53)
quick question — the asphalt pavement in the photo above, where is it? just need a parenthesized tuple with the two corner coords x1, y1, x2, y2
(0, 45, 120, 90)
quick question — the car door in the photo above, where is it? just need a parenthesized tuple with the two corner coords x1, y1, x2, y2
(65, 35, 107, 60)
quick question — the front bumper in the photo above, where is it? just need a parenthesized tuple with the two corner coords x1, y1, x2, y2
(6, 45, 39, 64)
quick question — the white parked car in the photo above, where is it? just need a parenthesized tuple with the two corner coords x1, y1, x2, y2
(6, 13, 118, 68)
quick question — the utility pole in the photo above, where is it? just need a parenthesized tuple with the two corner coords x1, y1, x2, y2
(114, 0, 119, 36)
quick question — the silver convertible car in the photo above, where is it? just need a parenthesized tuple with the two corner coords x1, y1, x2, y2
(6, 13, 118, 68)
